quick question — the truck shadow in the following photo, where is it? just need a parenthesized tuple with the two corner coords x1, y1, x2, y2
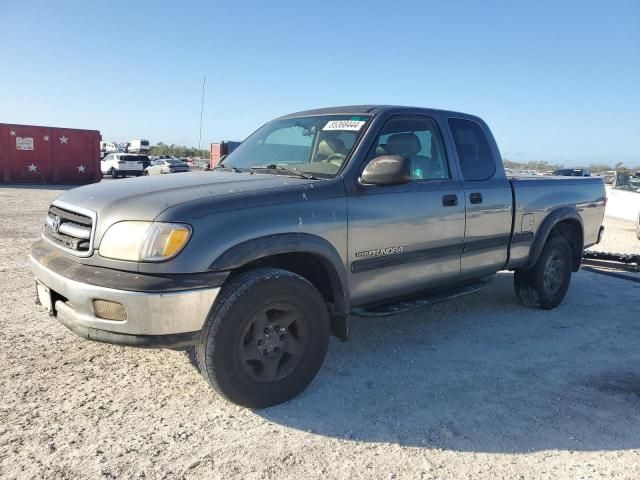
(257, 271, 640, 453)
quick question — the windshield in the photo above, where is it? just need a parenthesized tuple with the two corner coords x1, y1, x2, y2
(221, 115, 370, 178)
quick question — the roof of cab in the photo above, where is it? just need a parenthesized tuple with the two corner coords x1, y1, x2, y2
(276, 105, 477, 120)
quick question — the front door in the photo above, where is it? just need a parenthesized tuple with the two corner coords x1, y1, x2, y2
(347, 115, 465, 306)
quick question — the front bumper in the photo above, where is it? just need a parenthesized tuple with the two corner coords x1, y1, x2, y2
(29, 245, 223, 348)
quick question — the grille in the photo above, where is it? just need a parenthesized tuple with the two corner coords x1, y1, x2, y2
(43, 204, 95, 256)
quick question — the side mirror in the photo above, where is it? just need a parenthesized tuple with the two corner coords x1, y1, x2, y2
(359, 155, 411, 186)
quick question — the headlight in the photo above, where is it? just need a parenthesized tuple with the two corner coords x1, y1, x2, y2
(99, 221, 191, 262)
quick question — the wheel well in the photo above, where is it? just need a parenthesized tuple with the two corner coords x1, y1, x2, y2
(232, 252, 336, 309)
(549, 219, 583, 271)
(230, 252, 349, 339)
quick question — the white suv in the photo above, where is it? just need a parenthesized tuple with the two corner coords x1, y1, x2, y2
(101, 154, 144, 179)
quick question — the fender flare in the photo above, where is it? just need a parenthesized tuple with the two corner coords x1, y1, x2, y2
(522, 207, 584, 271)
(209, 233, 350, 319)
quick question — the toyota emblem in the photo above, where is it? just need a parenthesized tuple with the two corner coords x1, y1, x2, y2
(51, 215, 61, 233)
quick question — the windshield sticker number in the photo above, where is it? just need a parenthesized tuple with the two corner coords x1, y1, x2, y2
(323, 120, 366, 131)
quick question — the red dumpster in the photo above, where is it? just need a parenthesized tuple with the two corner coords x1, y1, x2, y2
(0, 123, 101, 184)
(210, 141, 241, 169)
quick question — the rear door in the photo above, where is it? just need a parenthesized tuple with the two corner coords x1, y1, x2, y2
(447, 117, 513, 278)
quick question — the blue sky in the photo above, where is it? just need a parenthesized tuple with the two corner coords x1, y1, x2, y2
(1, 0, 638, 166)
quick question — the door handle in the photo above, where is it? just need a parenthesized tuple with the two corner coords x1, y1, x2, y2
(442, 194, 458, 207)
(469, 192, 483, 204)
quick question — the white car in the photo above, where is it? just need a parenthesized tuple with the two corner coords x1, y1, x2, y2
(144, 158, 190, 175)
(101, 153, 144, 179)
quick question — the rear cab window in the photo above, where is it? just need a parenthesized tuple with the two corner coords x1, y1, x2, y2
(448, 118, 496, 181)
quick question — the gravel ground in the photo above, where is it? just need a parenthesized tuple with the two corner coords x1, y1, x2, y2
(589, 216, 639, 255)
(1, 184, 639, 480)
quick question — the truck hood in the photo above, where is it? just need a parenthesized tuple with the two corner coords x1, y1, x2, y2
(55, 171, 315, 237)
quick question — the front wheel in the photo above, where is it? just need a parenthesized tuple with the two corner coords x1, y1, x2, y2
(195, 268, 330, 408)
(514, 234, 572, 309)
(110, 168, 118, 179)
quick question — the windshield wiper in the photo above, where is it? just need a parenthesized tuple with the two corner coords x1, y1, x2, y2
(250, 164, 318, 180)
(214, 164, 242, 173)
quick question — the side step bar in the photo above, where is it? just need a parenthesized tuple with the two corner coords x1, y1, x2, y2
(351, 279, 491, 317)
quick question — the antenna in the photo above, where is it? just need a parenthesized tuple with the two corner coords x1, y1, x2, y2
(198, 75, 206, 152)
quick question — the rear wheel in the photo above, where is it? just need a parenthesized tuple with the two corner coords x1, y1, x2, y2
(514, 234, 572, 309)
(196, 268, 330, 408)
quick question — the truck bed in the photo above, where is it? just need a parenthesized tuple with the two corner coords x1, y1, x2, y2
(507, 176, 606, 269)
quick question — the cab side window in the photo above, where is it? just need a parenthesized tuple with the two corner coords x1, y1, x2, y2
(368, 116, 449, 180)
(448, 118, 496, 181)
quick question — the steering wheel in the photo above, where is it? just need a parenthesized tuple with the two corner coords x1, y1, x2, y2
(325, 153, 346, 167)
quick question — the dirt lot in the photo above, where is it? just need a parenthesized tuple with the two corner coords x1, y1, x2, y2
(589, 215, 639, 255)
(1, 184, 639, 479)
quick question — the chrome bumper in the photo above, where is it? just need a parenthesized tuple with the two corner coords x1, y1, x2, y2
(29, 254, 219, 337)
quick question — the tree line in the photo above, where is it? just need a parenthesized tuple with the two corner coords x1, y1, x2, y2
(149, 142, 209, 158)
(503, 159, 638, 172)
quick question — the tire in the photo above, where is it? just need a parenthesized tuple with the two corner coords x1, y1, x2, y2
(195, 268, 330, 408)
(110, 168, 118, 179)
(514, 234, 572, 310)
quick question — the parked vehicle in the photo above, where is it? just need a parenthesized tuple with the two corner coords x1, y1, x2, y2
(144, 158, 190, 175)
(101, 153, 144, 178)
(191, 158, 211, 171)
(31, 105, 606, 408)
(100, 141, 118, 154)
(596, 170, 617, 184)
(553, 168, 591, 177)
(128, 139, 150, 154)
(136, 154, 151, 169)
(1, 123, 101, 184)
(608, 172, 640, 240)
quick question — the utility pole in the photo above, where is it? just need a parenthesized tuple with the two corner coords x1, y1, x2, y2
(198, 75, 206, 152)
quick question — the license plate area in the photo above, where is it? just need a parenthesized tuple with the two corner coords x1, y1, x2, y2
(35, 281, 54, 315)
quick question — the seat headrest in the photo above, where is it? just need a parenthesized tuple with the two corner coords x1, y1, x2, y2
(317, 138, 347, 157)
(385, 133, 421, 155)
(375, 145, 388, 156)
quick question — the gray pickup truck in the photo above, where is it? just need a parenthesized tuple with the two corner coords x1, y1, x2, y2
(30, 105, 606, 407)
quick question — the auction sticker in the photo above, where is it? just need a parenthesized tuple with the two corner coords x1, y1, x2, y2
(16, 137, 34, 150)
(323, 120, 366, 131)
